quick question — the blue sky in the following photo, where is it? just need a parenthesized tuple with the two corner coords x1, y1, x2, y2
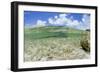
(24, 11, 90, 30)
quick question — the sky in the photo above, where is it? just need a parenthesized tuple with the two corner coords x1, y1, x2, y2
(24, 11, 90, 30)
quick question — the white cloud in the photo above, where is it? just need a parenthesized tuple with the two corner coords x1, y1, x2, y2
(54, 16, 58, 19)
(82, 14, 89, 22)
(82, 14, 90, 25)
(48, 17, 67, 25)
(59, 14, 67, 18)
(54, 17, 67, 25)
(81, 14, 90, 29)
(36, 20, 46, 27)
(48, 13, 80, 27)
(48, 13, 90, 30)
(48, 14, 68, 25)
(34, 14, 90, 30)
(67, 20, 80, 27)
(48, 18, 54, 24)
(75, 14, 90, 30)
